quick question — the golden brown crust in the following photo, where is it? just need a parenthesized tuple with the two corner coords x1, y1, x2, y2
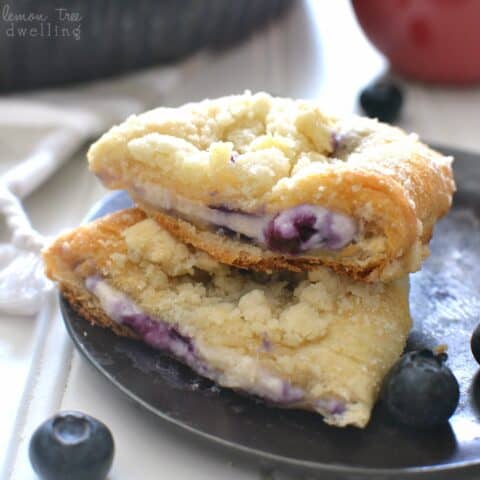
(42, 210, 146, 340)
(60, 283, 138, 340)
(140, 202, 424, 282)
(43, 209, 146, 281)
(87, 92, 455, 281)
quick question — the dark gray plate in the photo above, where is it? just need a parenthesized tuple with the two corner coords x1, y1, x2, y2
(61, 145, 480, 479)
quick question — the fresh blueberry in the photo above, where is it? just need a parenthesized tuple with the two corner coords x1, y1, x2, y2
(471, 324, 480, 364)
(381, 350, 459, 428)
(29, 411, 114, 480)
(359, 81, 403, 123)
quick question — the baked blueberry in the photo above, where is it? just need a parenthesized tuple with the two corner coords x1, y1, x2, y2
(359, 81, 403, 123)
(471, 324, 480, 364)
(29, 411, 114, 480)
(381, 349, 459, 428)
(263, 205, 355, 254)
(264, 210, 316, 254)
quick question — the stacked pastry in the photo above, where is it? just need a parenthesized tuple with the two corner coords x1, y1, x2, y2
(43, 92, 455, 428)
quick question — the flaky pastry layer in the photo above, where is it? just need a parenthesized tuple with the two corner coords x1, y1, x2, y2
(43, 208, 411, 427)
(88, 92, 454, 281)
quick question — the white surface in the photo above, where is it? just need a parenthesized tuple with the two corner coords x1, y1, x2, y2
(2, 0, 480, 479)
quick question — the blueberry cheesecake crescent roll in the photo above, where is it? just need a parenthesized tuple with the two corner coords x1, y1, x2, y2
(88, 92, 454, 282)
(43, 208, 411, 428)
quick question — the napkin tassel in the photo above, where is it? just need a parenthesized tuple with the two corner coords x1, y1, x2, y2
(0, 183, 52, 316)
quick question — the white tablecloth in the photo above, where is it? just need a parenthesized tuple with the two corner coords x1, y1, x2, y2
(2, 1, 480, 478)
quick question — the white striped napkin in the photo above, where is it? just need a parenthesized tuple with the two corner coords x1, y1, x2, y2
(0, 65, 179, 315)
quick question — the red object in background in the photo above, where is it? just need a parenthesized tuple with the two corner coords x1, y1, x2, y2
(352, 0, 480, 84)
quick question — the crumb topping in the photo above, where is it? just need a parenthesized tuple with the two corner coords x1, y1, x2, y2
(89, 92, 454, 217)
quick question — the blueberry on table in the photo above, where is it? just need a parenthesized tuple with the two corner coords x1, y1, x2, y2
(381, 350, 459, 429)
(29, 411, 114, 480)
(359, 81, 403, 123)
(471, 324, 480, 364)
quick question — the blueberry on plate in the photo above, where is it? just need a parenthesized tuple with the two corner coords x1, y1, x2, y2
(29, 411, 114, 480)
(359, 81, 403, 123)
(471, 324, 480, 364)
(381, 349, 459, 429)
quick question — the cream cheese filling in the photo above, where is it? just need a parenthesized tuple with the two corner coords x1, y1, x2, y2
(85, 276, 348, 418)
(130, 182, 357, 253)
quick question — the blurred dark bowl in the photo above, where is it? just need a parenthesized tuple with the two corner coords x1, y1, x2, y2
(0, 0, 293, 92)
